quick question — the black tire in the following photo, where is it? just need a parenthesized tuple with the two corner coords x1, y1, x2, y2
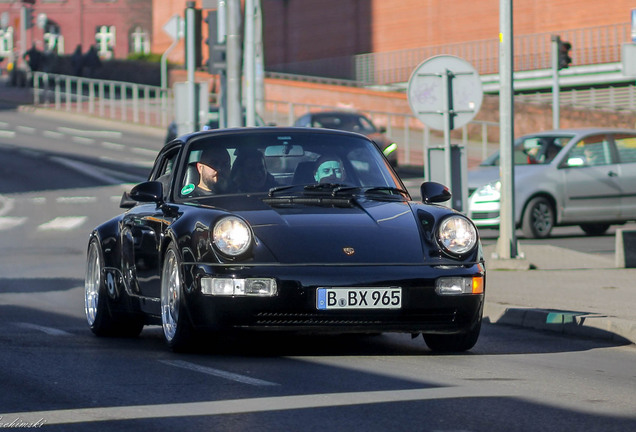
(84, 239, 144, 337)
(423, 320, 482, 353)
(522, 196, 554, 239)
(161, 244, 197, 352)
(580, 223, 610, 236)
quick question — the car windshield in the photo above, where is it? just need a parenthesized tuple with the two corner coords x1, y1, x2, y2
(176, 130, 402, 200)
(480, 134, 574, 166)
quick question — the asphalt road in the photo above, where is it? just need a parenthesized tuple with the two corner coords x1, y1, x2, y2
(1, 108, 635, 431)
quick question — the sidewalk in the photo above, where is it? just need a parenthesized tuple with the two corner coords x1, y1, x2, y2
(483, 244, 636, 345)
(2, 79, 635, 346)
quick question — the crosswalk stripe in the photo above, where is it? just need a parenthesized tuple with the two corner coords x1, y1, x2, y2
(37, 216, 87, 231)
(0, 216, 27, 231)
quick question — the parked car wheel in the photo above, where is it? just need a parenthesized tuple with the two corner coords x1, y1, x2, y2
(579, 223, 610, 236)
(522, 196, 555, 239)
(161, 244, 196, 351)
(85, 239, 144, 337)
(423, 320, 482, 352)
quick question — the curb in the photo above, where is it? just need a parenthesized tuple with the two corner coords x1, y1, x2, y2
(484, 302, 636, 345)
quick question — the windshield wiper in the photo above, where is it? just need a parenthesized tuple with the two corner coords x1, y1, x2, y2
(362, 186, 409, 197)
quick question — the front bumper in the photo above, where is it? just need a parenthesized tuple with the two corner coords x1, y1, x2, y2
(467, 194, 501, 227)
(181, 263, 485, 335)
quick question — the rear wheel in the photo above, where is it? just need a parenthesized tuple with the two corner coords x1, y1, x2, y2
(522, 196, 554, 239)
(580, 223, 610, 236)
(85, 239, 144, 337)
(423, 320, 481, 353)
(161, 244, 197, 351)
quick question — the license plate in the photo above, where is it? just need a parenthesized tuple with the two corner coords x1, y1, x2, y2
(316, 287, 402, 310)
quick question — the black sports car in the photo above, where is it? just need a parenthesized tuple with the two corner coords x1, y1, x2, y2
(85, 127, 485, 352)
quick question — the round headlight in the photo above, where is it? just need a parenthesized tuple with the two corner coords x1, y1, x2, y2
(213, 216, 252, 256)
(437, 215, 478, 256)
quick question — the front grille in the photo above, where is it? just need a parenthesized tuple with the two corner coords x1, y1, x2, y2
(471, 212, 499, 220)
(253, 311, 456, 327)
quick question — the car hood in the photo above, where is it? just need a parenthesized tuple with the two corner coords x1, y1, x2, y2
(234, 198, 425, 264)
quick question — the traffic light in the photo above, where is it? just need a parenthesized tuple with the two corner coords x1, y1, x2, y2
(558, 39, 572, 69)
(205, 11, 226, 75)
(24, 7, 34, 29)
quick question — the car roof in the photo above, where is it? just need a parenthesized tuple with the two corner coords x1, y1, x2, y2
(172, 126, 369, 144)
(520, 127, 636, 138)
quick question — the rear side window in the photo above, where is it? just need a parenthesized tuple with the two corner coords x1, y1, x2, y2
(614, 134, 636, 164)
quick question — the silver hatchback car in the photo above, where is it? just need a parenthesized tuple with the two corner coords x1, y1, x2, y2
(467, 128, 636, 238)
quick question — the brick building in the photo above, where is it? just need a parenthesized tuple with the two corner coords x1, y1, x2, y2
(152, 0, 635, 80)
(0, 0, 152, 62)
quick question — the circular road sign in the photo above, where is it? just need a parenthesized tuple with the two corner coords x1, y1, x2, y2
(407, 55, 483, 131)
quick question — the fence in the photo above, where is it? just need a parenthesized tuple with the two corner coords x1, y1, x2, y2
(32, 72, 173, 128)
(30, 72, 636, 170)
(354, 22, 631, 86)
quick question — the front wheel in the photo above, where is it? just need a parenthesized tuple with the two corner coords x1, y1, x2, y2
(423, 320, 482, 353)
(161, 244, 196, 351)
(522, 196, 554, 239)
(85, 239, 143, 337)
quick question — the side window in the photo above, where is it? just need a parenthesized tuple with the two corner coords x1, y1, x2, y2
(152, 149, 179, 198)
(567, 135, 611, 167)
(614, 134, 636, 164)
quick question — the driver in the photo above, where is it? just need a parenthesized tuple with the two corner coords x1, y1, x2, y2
(191, 146, 231, 196)
(314, 155, 346, 183)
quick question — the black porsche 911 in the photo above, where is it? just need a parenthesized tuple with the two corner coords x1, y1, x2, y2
(85, 127, 485, 352)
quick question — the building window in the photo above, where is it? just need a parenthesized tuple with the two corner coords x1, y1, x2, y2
(95, 25, 115, 59)
(129, 26, 149, 55)
(43, 20, 64, 55)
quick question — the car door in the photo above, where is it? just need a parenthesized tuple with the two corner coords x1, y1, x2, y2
(613, 133, 636, 219)
(121, 147, 180, 311)
(559, 133, 622, 222)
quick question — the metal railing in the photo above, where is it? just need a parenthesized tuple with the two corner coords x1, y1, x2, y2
(30, 72, 636, 169)
(354, 22, 632, 86)
(32, 72, 173, 128)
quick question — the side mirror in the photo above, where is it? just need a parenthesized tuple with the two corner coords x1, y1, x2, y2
(119, 191, 137, 209)
(420, 181, 452, 204)
(566, 157, 585, 167)
(129, 181, 164, 205)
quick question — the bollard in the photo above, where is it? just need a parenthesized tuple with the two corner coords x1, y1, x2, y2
(615, 229, 636, 268)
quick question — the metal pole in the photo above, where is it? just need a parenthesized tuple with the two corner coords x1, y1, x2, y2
(496, 0, 518, 259)
(551, 35, 560, 129)
(186, 2, 197, 133)
(244, 0, 256, 126)
(226, 0, 242, 128)
(442, 69, 453, 194)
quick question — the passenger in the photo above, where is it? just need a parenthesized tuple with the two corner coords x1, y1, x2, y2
(230, 149, 276, 192)
(191, 147, 231, 196)
(314, 155, 347, 183)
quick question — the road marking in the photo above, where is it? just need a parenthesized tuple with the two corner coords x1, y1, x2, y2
(0, 387, 513, 426)
(56, 196, 98, 204)
(57, 127, 123, 139)
(159, 360, 279, 387)
(43, 130, 65, 139)
(16, 125, 36, 134)
(72, 136, 95, 145)
(14, 322, 73, 336)
(0, 130, 16, 138)
(0, 195, 15, 217)
(38, 216, 87, 231)
(102, 141, 125, 151)
(0, 216, 27, 230)
(131, 147, 158, 157)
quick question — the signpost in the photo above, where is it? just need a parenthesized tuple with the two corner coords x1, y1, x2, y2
(407, 55, 483, 210)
